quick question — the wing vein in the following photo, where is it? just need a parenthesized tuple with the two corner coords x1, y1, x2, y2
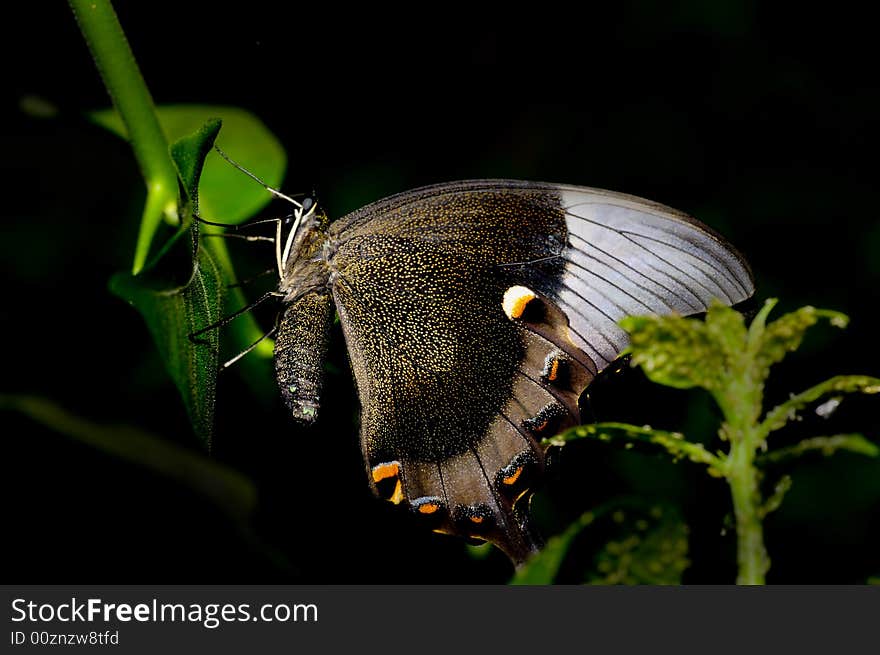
(620, 230, 742, 300)
(552, 290, 626, 354)
(561, 261, 654, 316)
(514, 368, 580, 423)
(563, 242, 678, 313)
(565, 208, 719, 304)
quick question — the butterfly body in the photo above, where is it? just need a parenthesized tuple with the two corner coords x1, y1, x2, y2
(271, 180, 754, 564)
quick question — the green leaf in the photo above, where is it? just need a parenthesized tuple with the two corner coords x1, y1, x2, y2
(705, 300, 748, 365)
(511, 501, 691, 584)
(745, 298, 779, 353)
(170, 117, 222, 203)
(758, 475, 792, 518)
(757, 434, 879, 465)
(545, 422, 723, 473)
(754, 305, 849, 377)
(110, 244, 224, 447)
(620, 313, 725, 390)
(109, 120, 226, 446)
(465, 542, 495, 561)
(509, 511, 597, 584)
(90, 103, 286, 223)
(760, 375, 880, 437)
(93, 104, 284, 376)
(0, 394, 256, 521)
(588, 505, 690, 585)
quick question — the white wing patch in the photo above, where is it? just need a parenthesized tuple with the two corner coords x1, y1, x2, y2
(553, 188, 754, 368)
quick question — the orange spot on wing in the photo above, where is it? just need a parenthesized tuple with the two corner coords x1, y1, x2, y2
(469, 516, 484, 524)
(511, 297, 532, 318)
(548, 358, 559, 381)
(418, 503, 439, 515)
(502, 466, 523, 486)
(502, 286, 537, 320)
(390, 480, 404, 505)
(371, 461, 400, 483)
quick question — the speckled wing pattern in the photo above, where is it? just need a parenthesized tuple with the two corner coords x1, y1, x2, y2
(323, 180, 754, 563)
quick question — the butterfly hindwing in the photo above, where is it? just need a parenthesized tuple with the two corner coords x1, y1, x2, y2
(276, 180, 754, 563)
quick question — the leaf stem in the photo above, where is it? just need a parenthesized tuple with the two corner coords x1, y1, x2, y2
(69, 0, 180, 274)
(758, 434, 879, 465)
(545, 422, 725, 471)
(759, 375, 880, 438)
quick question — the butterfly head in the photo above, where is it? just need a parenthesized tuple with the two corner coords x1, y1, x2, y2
(277, 197, 331, 298)
(297, 196, 329, 231)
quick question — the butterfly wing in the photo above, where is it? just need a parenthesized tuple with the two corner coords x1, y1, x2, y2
(325, 180, 753, 563)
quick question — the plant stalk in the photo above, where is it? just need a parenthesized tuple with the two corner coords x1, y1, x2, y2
(69, 0, 180, 274)
(726, 435, 768, 584)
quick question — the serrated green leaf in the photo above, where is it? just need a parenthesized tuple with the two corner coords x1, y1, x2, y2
(758, 475, 792, 518)
(746, 298, 779, 352)
(757, 434, 879, 465)
(705, 300, 747, 366)
(760, 375, 880, 436)
(755, 305, 849, 377)
(620, 313, 724, 390)
(512, 502, 691, 584)
(509, 511, 597, 584)
(588, 505, 690, 585)
(545, 422, 723, 472)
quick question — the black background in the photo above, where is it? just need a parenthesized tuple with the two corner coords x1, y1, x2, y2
(3, 2, 878, 583)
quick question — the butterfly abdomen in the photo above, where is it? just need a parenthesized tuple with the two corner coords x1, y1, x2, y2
(274, 290, 334, 424)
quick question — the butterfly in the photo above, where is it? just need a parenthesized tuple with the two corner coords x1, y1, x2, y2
(242, 178, 754, 565)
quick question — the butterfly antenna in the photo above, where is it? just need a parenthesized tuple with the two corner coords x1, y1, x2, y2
(201, 233, 275, 243)
(195, 212, 297, 232)
(213, 145, 304, 208)
(226, 267, 277, 289)
(212, 146, 314, 276)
